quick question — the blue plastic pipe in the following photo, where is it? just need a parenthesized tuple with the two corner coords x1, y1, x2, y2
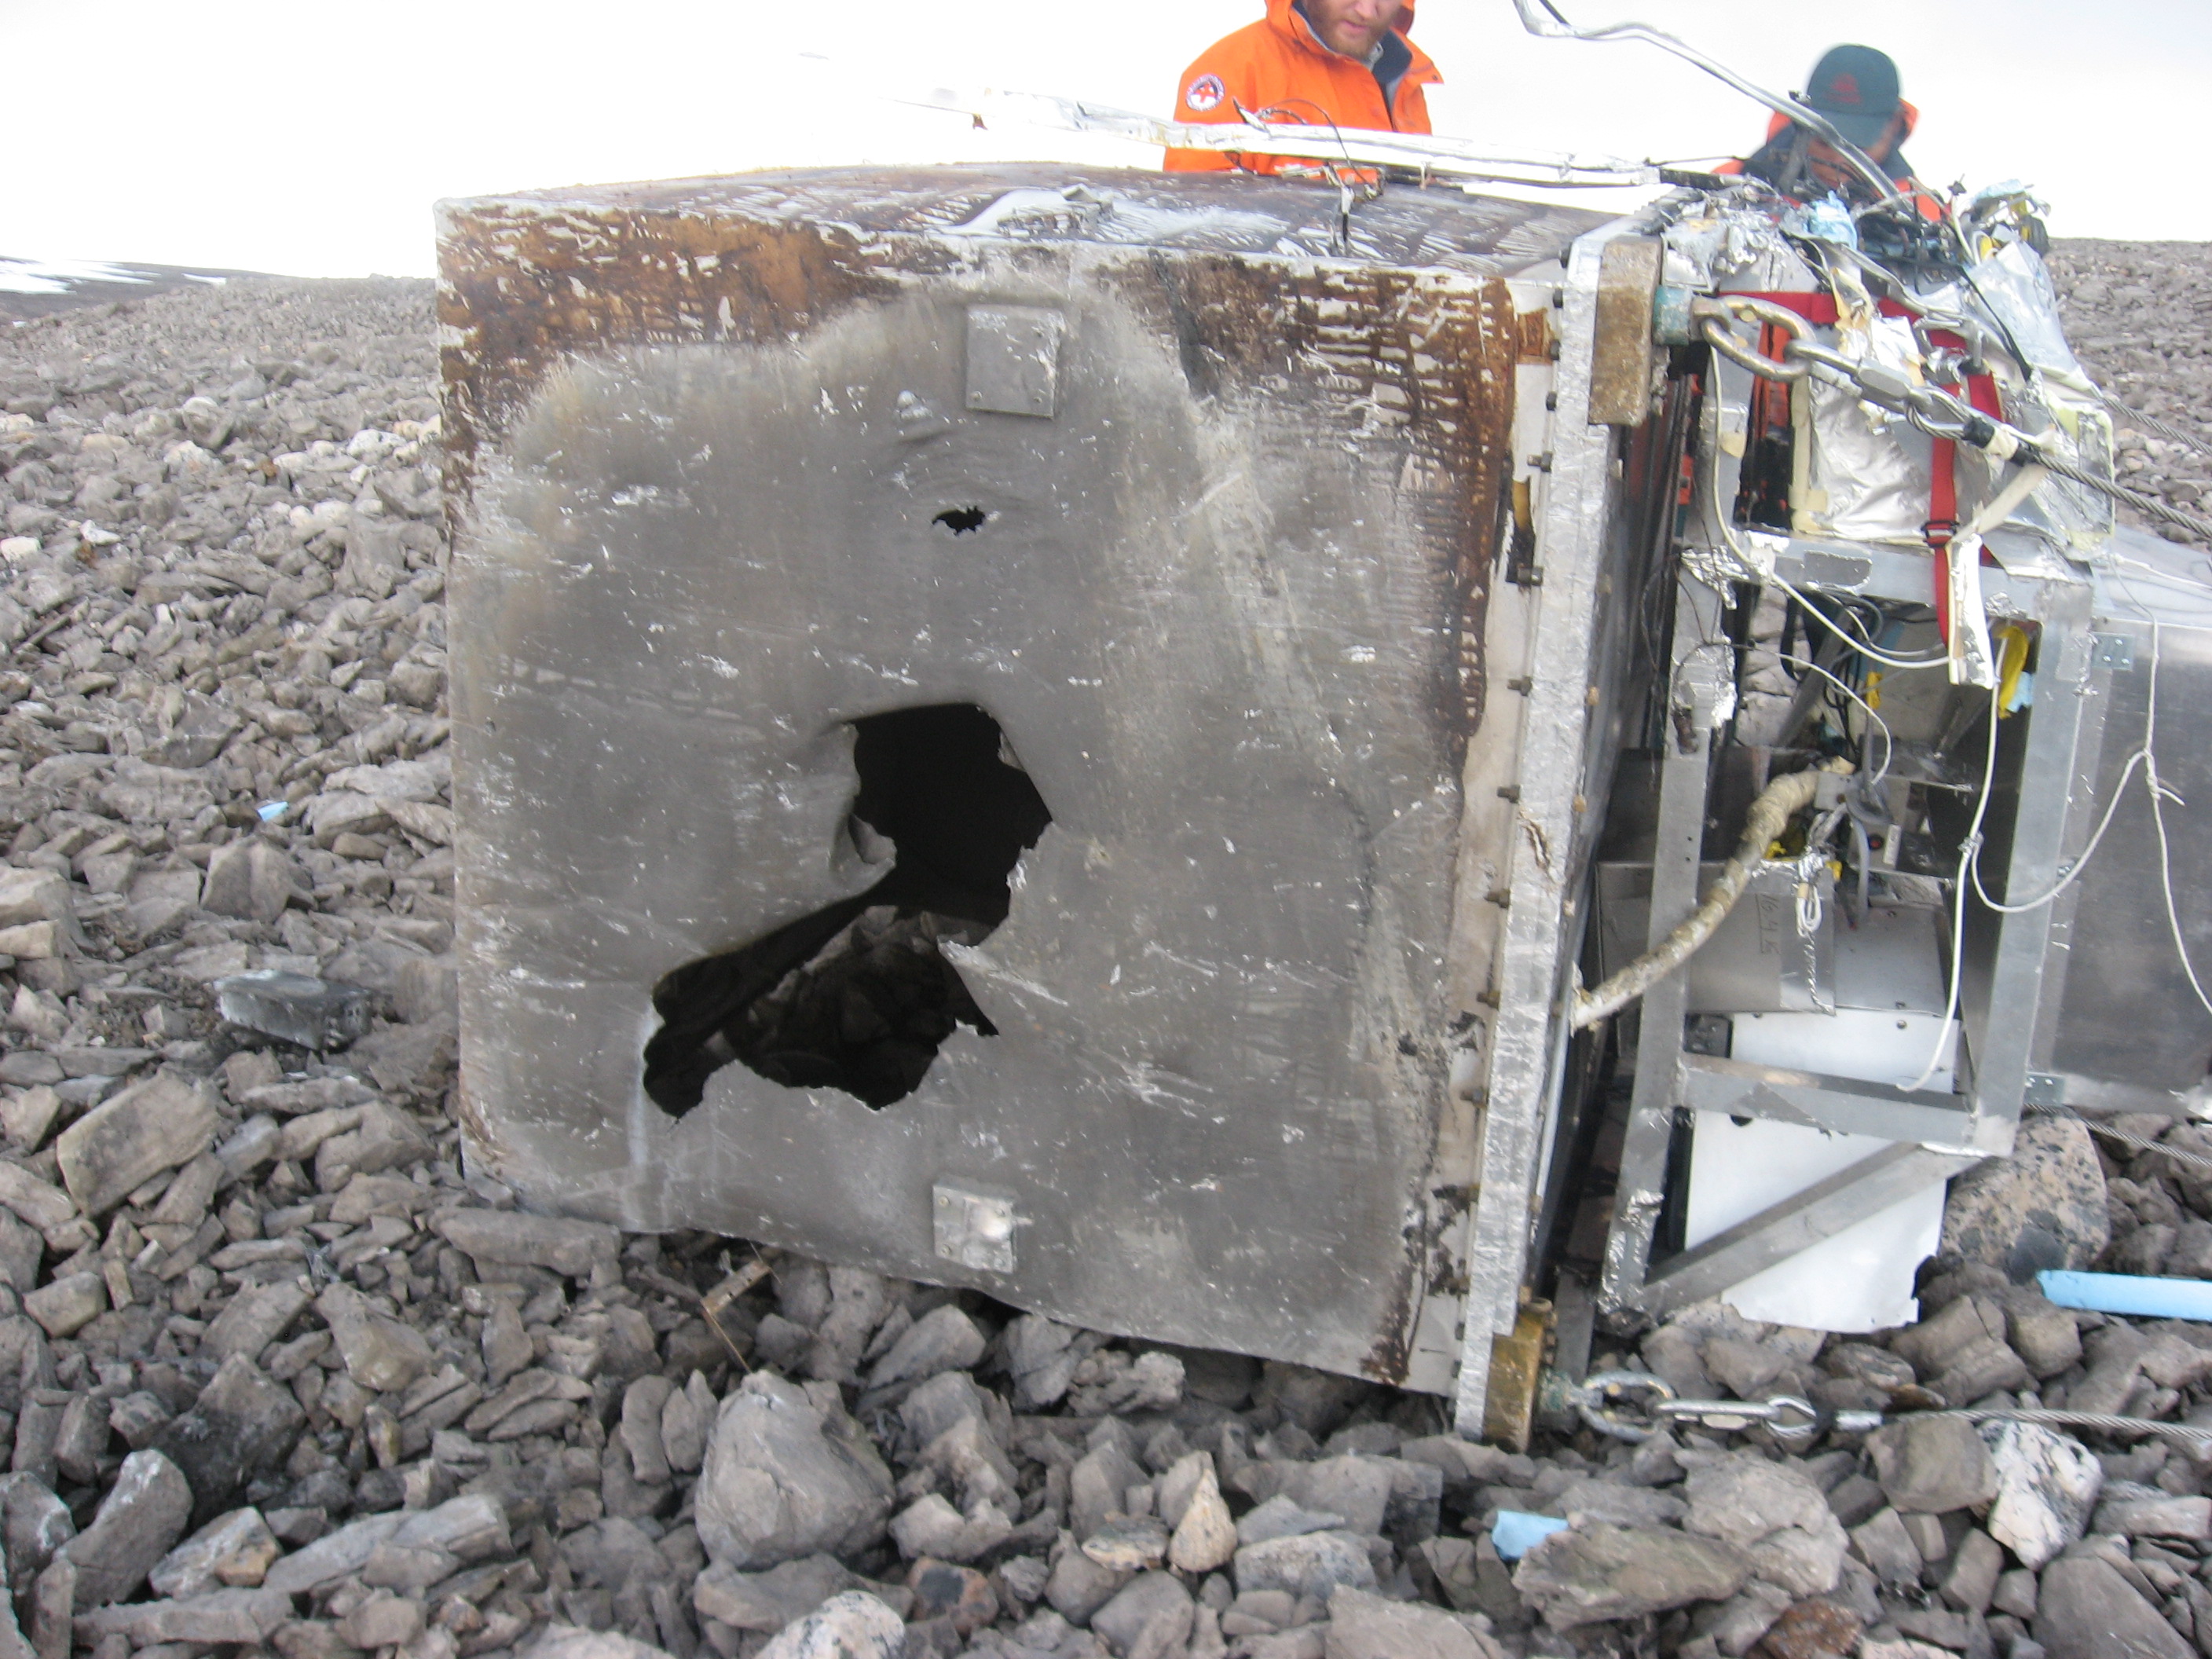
(1491, 1510, 1571, 1561)
(2038, 1269, 2212, 1321)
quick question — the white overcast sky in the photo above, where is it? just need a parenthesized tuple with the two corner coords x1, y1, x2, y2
(4, 0, 2207, 277)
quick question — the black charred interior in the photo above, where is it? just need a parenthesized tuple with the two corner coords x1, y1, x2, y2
(642, 704, 1052, 1115)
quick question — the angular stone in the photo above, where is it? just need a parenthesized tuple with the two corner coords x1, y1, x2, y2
(151, 1355, 306, 1522)
(1170, 1463, 1237, 1574)
(59, 1449, 192, 1606)
(1325, 1584, 1496, 1659)
(56, 1071, 218, 1216)
(1682, 1455, 1846, 1597)
(1233, 1531, 1378, 1602)
(317, 1283, 434, 1393)
(0, 872, 71, 932)
(695, 1372, 893, 1568)
(1237, 1494, 1348, 1547)
(692, 1554, 859, 1632)
(1090, 1570, 1192, 1657)
(75, 1586, 292, 1646)
(1005, 1314, 1082, 1411)
(201, 1281, 311, 1367)
(1046, 1540, 1130, 1625)
(754, 1592, 906, 1659)
(0, 1163, 81, 1243)
(1939, 1528, 2002, 1614)
(148, 1507, 280, 1597)
(906, 1558, 996, 1635)
(525, 1629, 679, 1659)
(1848, 1507, 1922, 1591)
(201, 841, 303, 924)
(1082, 1514, 1169, 1573)
(2005, 1296, 2084, 1379)
(1866, 1416, 1998, 1514)
(335, 1588, 423, 1650)
(1943, 1115, 2109, 1277)
(435, 1207, 620, 1280)
(865, 1305, 985, 1388)
(662, 1371, 715, 1474)
(2034, 1555, 2192, 1659)
(0, 1087, 62, 1153)
(1512, 1523, 1751, 1630)
(2093, 1491, 2212, 1540)
(1754, 1597, 1863, 1659)
(23, 1275, 104, 1340)
(1983, 1420, 2103, 1569)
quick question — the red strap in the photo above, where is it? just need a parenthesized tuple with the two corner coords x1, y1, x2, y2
(1927, 435, 1957, 645)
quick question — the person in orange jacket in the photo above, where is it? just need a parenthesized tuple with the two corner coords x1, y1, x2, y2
(1728, 45, 1936, 215)
(1164, 0, 1440, 175)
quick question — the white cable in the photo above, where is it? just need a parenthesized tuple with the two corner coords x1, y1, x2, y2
(2140, 619, 2212, 1019)
(1908, 682, 2002, 1094)
(1777, 651, 1893, 788)
(1703, 399, 1950, 672)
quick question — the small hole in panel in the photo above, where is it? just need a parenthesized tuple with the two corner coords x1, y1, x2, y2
(933, 507, 988, 536)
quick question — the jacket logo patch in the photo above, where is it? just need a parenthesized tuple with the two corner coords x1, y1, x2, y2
(1185, 73, 1225, 113)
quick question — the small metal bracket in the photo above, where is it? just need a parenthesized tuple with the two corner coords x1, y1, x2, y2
(2023, 1071, 2066, 1108)
(933, 1181, 1020, 1273)
(2093, 632, 2136, 672)
(965, 305, 1065, 419)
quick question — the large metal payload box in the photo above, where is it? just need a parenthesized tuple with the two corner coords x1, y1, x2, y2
(438, 167, 1629, 1417)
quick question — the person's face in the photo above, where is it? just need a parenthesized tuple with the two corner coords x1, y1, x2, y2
(1807, 112, 1905, 191)
(1304, 0, 1406, 58)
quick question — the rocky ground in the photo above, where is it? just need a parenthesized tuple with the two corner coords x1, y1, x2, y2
(0, 240, 2200, 1659)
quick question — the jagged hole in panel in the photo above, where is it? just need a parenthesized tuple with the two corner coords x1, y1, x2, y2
(643, 704, 1052, 1115)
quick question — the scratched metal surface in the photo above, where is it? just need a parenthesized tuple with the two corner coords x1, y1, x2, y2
(442, 166, 1552, 1383)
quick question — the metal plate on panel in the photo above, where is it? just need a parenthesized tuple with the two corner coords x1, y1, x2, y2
(965, 305, 1065, 418)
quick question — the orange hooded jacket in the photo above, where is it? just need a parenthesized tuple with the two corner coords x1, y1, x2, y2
(1164, 0, 1439, 174)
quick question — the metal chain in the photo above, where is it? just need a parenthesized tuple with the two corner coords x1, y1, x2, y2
(1571, 1369, 2212, 1450)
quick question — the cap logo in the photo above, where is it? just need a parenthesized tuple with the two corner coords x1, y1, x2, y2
(1185, 73, 1225, 112)
(1829, 71, 1862, 105)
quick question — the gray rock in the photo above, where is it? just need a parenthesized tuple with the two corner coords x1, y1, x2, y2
(866, 1304, 986, 1387)
(1281, 1457, 1391, 1539)
(1233, 1531, 1378, 1601)
(1005, 1315, 1083, 1411)
(1069, 1441, 1144, 1542)
(692, 1554, 860, 1632)
(2005, 1295, 2085, 1379)
(22, 1275, 104, 1340)
(1983, 1420, 2103, 1569)
(1682, 1454, 1847, 1596)
(435, 1207, 620, 1280)
(1866, 1415, 1998, 1514)
(1091, 1571, 1193, 1656)
(200, 1280, 311, 1367)
(2092, 1490, 2212, 1540)
(152, 1356, 305, 1522)
(1046, 1537, 1132, 1624)
(696, 1373, 894, 1568)
(1324, 1585, 1496, 1659)
(59, 1448, 192, 1606)
(55, 1069, 217, 1216)
(899, 1372, 994, 1450)
(1941, 1528, 2003, 1614)
(75, 1586, 292, 1646)
(2034, 1555, 2192, 1659)
(201, 841, 303, 923)
(317, 1282, 433, 1392)
(1552, 1477, 1685, 1529)
(1082, 1514, 1169, 1573)
(661, 1371, 715, 1474)
(1943, 1114, 2110, 1276)
(1849, 1507, 1922, 1591)
(1236, 1495, 1347, 1547)
(755, 1592, 906, 1659)
(1, 1474, 76, 1590)
(1511, 1523, 1751, 1630)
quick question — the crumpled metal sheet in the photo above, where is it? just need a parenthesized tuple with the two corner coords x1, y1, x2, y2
(441, 167, 1555, 1387)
